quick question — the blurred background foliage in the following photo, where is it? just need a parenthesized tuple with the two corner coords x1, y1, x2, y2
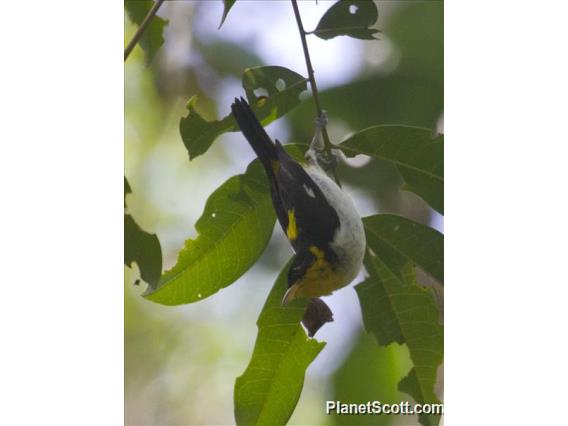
(125, 1, 443, 425)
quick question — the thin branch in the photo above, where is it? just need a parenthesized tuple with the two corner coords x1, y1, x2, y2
(290, 0, 341, 185)
(124, 0, 165, 62)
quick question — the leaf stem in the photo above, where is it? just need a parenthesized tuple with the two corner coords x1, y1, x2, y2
(291, 0, 341, 186)
(124, 0, 165, 61)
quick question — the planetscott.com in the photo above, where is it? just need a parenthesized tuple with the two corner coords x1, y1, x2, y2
(325, 400, 444, 416)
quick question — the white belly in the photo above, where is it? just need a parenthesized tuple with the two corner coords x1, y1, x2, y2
(305, 166, 366, 286)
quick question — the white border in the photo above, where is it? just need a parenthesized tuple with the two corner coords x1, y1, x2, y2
(446, 1, 568, 424)
(1, 2, 123, 424)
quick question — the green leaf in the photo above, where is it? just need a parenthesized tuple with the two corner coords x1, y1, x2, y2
(124, 214, 162, 289)
(399, 369, 444, 426)
(124, 177, 162, 288)
(242, 66, 308, 125)
(219, 0, 237, 29)
(124, 176, 131, 207)
(179, 95, 236, 160)
(234, 261, 325, 426)
(144, 159, 275, 305)
(124, 0, 168, 64)
(179, 66, 307, 160)
(330, 332, 412, 426)
(363, 215, 443, 285)
(339, 126, 444, 214)
(356, 253, 443, 426)
(312, 0, 379, 40)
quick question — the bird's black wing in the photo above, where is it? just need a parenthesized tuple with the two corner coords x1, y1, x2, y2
(230, 96, 339, 252)
(273, 141, 340, 251)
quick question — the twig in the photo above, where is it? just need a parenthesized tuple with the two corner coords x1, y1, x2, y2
(124, 0, 165, 61)
(291, 0, 341, 186)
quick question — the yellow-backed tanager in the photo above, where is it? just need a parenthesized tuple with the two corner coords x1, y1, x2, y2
(231, 98, 365, 336)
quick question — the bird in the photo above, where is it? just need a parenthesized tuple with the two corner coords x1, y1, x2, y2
(231, 97, 365, 334)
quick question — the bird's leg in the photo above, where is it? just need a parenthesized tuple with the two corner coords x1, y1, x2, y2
(304, 110, 342, 173)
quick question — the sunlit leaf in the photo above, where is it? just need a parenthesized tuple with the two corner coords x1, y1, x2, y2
(179, 67, 307, 160)
(219, 0, 237, 29)
(340, 126, 444, 214)
(124, 177, 162, 288)
(363, 215, 443, 285)
(234, 261, 325, 426)
(312, 0, 379, 40)
(356, 251, 443, 426)
(124, 0, 168, 64)
(144, 159, 275, 305)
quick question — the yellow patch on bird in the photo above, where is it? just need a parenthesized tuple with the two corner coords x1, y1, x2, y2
(271, 160, 280, 174)
(309, 245, 325, 259)
(287, 209, 298, 241)
(285, 246, 346, 302)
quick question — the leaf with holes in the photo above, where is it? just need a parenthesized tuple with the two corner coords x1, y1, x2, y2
(242, 66, 308, 124)
(312, 0, 379, 40)
(234, 261, 325, 426)
(179, 66, 307, 160)
(356, 252, 443, 426)
(179, 95, 236, 160)
(363, 214, 443, 285)
(124, 0, 168, 64)
(125, 215, 162, 288)
(219, 0, 237, 28)
(124, 178, 162, 288)
(144, 159, 275, 305)
(339, 126, 444, 214)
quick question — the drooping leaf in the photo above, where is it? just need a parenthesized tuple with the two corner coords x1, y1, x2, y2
(397, 139, 444, 215)
(219, 0, 237, 29)
(234, 261, 325, 426)
(179, 95, 236, 160)
(179, 66, 307, 160)
(363, 215, 443, 285)
(339, 126, 444, 214)
(144, 159, 275, 305)
(312, 0, 379, 40)
(124, 0, 168, 64)
(356, 252, 443, 426)
(399, 369, 444, 426)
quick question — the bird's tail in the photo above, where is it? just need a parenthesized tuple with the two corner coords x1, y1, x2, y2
(231, 97, 278, 176)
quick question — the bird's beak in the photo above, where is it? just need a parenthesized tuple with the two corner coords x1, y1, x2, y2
(282, 284, 300, 305)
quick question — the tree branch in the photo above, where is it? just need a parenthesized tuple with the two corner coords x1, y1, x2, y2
(124, 0, 165, 62)
(291, 0, 341, 186)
